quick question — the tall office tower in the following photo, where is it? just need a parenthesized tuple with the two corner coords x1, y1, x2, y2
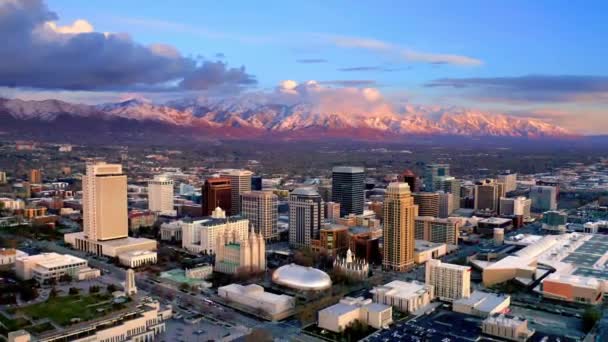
(383, 182, 418, 272)
(241, 191, 278, 240)
(125, 269, 137, 296)
(332, 167, 365, 217)
(425, 259, 471, 301)
(398, 169, 420, 192)
(530, 185, 558, 212)
(82, 162, 128, 241)
(498, 172, 518, 193)
(148, 175, 174, 215)
(317, 184, 333, 203)
(536, 179, 560, 200)
(251, 176, 263, 191)
(499, 196, 531, 218)
(435, 176, 461, 211)
(0, 171, 6, 184)
(423, 164, 450, 191)
(438, 192, 455, 218)
(325, 201, 341, 222)
(29, 169, 42, 184)
(289, 188, 324, 248)
(413, 192, 440, 217)
(202, 177, 232, 216)
(474, 179, 504, 212)
(414, 216, 461, 245)
(220, 169, 253, 215)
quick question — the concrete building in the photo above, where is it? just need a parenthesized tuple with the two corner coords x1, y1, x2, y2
(325, 201, 341, 222)
(425, 259, 471, 301)
(0, 198, 24, 210)
(82, 162, 128, 241)
(181, 207, 249, 254)
(399, 169, 419, 193)
(437, 191, 455, 218)
(29, 169, 42, 184)
(15, 253, 99, 283)
(215, 226, 266, 274)
(453, 291, 511, 317)
(312, 224, 349, 257)
(125, 268, 137, 296)
(371, 280, 434, 313)
(218, 284, 295, 320)
(541, 210, 568, 233)
(202, 177, 232, 216)
(289, 187, 324, 248)
(332, 166, 365, 216)
(477, 217, 513, 236)
(383, 183, 418, 272)
(220, 169, 253, 215)
(474, 179, 505, 213)
(414, 240, 447, 264)
(413, 192, 439, 217)
(494, 228, 505, 245)
(498, 172, 518, 193)
(415, 216, 460, 245)
(435, 176, 461, 211)
(482, 314, 535, 342)
(541, 274, 604, 304)
(160, 221, 182, 241)
(241, 191, 278, 240)
(185, 264, 213, 279)
(530, 185, 558, 212)
(148, 175, 175, 216)
(11, 298, 171, 342)
(118, 250, 158, 268)
(0, 248, 27, 266)
(0, 171, 6, 184)
(423, 163, 450, 192)
(499, 197, 531, 218)
(318, 297, 392, 333)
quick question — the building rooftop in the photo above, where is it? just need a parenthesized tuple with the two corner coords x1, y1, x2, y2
(454, 291, 510, 313)
(22, 252, 86, 269)
(371, 280, 432, 299)
(291, 187, 320, 197)
(332, 166, 365, 174)
(271, 263, 332, 291)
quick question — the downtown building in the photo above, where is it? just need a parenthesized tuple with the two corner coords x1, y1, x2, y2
(220, 169, 253, 215)
(202, 177, 232, 216)
(181, 207, 249, 254)
(415, 216, 461, 245)
(241, 191, 279, 240)
(413, 192, 440, 217)
(423, 163, 450, 191)
(425, 259, 471, 301)
(474, 179, 505, 213)
(147, 175, 175, 216)
(332, 166, 365, 216)
(289, 187, 324, 248)
(383, 182, 418, 272)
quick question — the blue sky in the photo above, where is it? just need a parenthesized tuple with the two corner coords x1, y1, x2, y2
(2, 0, 608, 133)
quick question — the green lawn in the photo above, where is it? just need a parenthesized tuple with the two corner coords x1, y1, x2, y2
(18, 294, 123, 326)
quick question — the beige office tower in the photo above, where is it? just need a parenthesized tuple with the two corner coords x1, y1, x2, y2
(220, 169, 253, 215)
(425, 259, 471, 301)
(148, 175, 174, 215)
(474, 179, 505, 212)
(383, 182, 418, 272)
(241, 191, 278, 240)
(413, 192, 440, 217)
(83, 162, 128, 241)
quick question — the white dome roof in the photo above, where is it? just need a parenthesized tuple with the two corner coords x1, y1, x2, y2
(272, 264, 332, 291)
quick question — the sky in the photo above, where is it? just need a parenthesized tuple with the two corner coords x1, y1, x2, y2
(1, 0, 608, 133)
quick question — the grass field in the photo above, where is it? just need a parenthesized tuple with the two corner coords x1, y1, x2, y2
(17, 294, 123, 326)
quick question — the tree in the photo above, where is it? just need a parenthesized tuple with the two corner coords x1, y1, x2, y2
(69, 287, 79, 295)
(19, 285, 38, 302)
(179, 283, 190, 292)
(89, 285, 100, 294)
(106, 284, 118, 293)
(59, 274, 73, 283)
(49, 287, 58, 298)
(583, 307, 602, 333)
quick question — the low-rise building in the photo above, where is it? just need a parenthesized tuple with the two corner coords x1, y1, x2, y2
(482, 314, 535, 342)
(185, 264, 213, 279)
(318, 297, 392, 333)
(371, 280, 434, 313)
(218, 284, 295, 320)
(64, 232, 157, 258)
(414, 240, 447, 264)
(118, 250, 158, 268)
(0, 248, 27, 266)
(541, 274, 604, 304)
(477, 217, 513, 236)
(453, 291, 511, 317)
(160, 220, 183, 241)
(541, 210, 568, 233)
(15, 253, 99, 283)
(128, 210, 156, 231)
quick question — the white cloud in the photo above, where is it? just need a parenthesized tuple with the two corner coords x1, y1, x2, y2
(45, 19, 94, 34)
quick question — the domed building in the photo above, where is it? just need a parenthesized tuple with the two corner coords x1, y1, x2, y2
(272, 264, 332, 291)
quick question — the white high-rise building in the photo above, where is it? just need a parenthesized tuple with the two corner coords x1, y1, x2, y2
(220, 169, 253, 215)
(499, 197, 531, 218)
(498, 172, 518, 193)
(148, 175, 175, 216)
(425, 259, 471, 301)
(181, 207, 249, 254)
(82, 162, 128, 241)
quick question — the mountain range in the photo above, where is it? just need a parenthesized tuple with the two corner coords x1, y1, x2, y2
(0, 97, 572, 143)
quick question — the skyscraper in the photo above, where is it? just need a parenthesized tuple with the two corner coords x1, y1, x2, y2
(530, 185, 558, 212)
(220, 169, 253, 215)
(497, 172, 518, 193)
(241, 191, 278, 240)
(413, 192, 440, 217)
(251, 176, 263, 191)
(425, 260, 471, 301)
(83, 162, 128, 241)
(29, 169, 42, 184)
(148, 175, 174, 216)
(289, 188, 324, 248)
(383, 182, 418, 272)
(474, 179, 505, 213)
(423, 164, 450, 192)
(435, 176, 461, 210)
(332, 166, 365, 216)
(202, 177, 232, 216)
(399, 169, 419, 192)
(438, 192, 455, 218)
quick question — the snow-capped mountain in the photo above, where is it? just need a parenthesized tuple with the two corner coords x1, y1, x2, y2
(0, 97, 572, 139)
